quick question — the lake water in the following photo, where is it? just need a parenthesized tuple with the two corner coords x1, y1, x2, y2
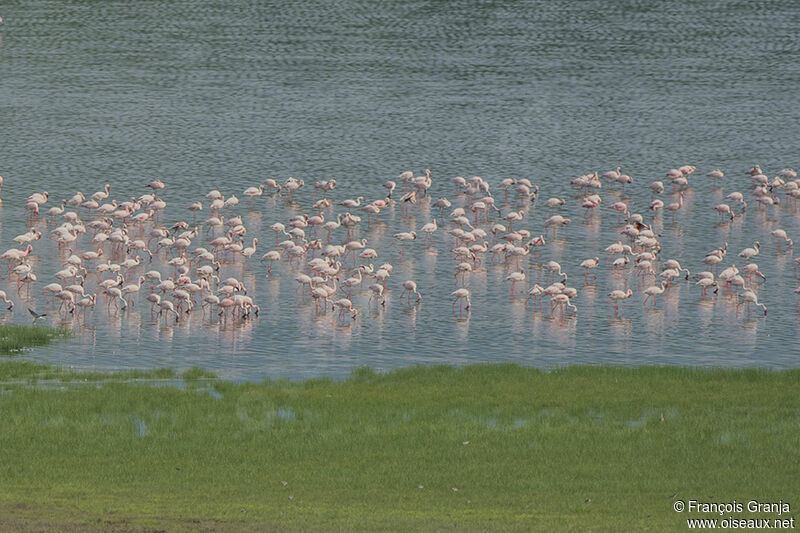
(1, 1, 799, 379)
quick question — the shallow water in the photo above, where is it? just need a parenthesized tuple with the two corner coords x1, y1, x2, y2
(1, 1, 799, 379)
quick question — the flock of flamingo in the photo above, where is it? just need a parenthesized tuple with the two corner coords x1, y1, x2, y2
(0, 163, 796, 330)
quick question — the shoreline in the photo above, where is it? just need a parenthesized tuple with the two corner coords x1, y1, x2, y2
(2, 356, 799, 385)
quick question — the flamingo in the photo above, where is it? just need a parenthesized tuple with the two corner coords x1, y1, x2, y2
(121, 276, 146, 308)
(263, 179, 282, 195)
(42, 283, 63, 305)
(400, 280, 422, 304)
(724, 191, 747, 213)
(145, 293, 162, 315)
(294, 273, 314, 298)
(261, 250, 282, 275)
(338, 196, 364, 208)
(664, 191, 685, 222)
(550, 293, 577, 317)
(701, 253, 724, 272)
(580, 257, 599, 281)
(696, 278, 718, 297)
(241, 238, 258, 266)
(103, 288, 126, 313)
(606, 289, 632, 318)
(433, 198, 451, 216)
(243, 185, 265, 208)
(609, 201, 628, 222)
(46, 200, 67, 219)
(650, 181, 664, 194)
(718, 265, 739, 290)
(523, 284, 544, 310)
(329, 298, 358, 321)
(345, 238, 368, 265)
(660, 268, 681, 287)
(393, 231, 416, 255)
(399, 190, 417, 214)
(642, 281, 669, 308)
(662, 259, 690, 280)
(545, 261, 568, 283)
(75, 294, 96, 319)
(367, 284, 386, 307)
(771, 229, 793, 252)
(712, 204, 734, 220)
(742, 263, 766, 283)
(737, 290, 767, 316)
(0, 290, 13, 310)
(738, 241, 760, 262)
(544, 215, 571, 237)
(91, 184, 111, 202)
(451, 288, 471, 313)
(341, 269, 363, 299)
(504, 211, 524, 231)
(159, 300, 180, 322)
(505, 270, 526, 295)
(419, 219, 438, 247)
(602, 167, 622, 184)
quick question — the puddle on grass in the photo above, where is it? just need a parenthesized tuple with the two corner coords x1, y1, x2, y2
(715, 431, 750, 448)
(447, 408, 531, 431)
(624, 408, 672, 428)
(485, 416, 530, 430)
(237, 406, 300, 430)
(205, 389, 223, 400)
(42, 417, 65, 427)
(133, 417, 149, 437)
(5, 379, 224, 402)
(268, 408, 297, 422)
(538, 408, 561, 419)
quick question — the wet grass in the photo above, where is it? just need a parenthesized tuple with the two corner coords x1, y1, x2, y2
(0, 363, 797, 531)
(0, 360, 181, 383)
(0, 324, 70, 354)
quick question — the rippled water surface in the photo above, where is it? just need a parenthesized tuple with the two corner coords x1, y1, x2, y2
(1, 1, 799, 379)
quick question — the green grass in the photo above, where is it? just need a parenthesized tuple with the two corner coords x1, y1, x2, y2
(0, 324, 69, 353)
(0, 359, 182, 383)
(0, 363, 798, 531)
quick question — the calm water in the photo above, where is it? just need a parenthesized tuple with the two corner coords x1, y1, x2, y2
(1, 1, 799, 379)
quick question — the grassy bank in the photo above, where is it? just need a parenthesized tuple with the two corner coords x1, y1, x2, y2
(0, 363, 797, 531)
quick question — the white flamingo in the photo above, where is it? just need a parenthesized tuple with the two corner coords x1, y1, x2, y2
(642, 281, 669, 308)
(400, 280, 422, 304)
(451, 288, 471, 314)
